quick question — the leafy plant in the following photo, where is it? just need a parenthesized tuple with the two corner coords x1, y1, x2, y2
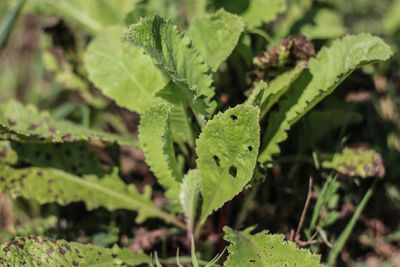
(0, 1, 396, 266)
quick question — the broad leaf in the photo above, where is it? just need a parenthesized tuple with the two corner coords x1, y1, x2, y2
(259, 34, 393, 163)
(0, 141, 17, 165)
(181, 0, 207, 22)
(123, 0, 180, 25)
(322, 147, 385, 178)
(30, 0, 136, 35)
(0, 165, 174, 224)
(196, 105, 260, 226)
(384, 0, 400, 35)
(0, 235, 150, 266)
(245, 81, 267, 107)
(85, 26, 168, 114)
(188, 10, 245, 71)
(155, 82, 195, 147)
(10, 141, 111, 177)
(139, 103, 181, 211)
(123, 16, 215, 118)
(180, 169, 201, 231)
(0, 100, 137, 147)
(211, 0, 286, 29)
(240, 0, 286, 28)
(300, 9, 345, 40)
(8, 216, 58, 237)
(223, 226, 323, 267)
(260, 62, 306, 118)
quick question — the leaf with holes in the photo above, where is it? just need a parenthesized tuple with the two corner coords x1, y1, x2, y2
(123, 16, 215, 118)
(322, 147, 385, 178)
(0, 164, 175, 224)
(0, 235, 150, 266)
(196, 104, 260, 226)
(139, 103, 182, 211)
(223, 226, 323, 267)
(85, 26, 168, 114)
(0, 100, 137, 147)
(188, 9, 245, 71)
(259, 34, 393, 163)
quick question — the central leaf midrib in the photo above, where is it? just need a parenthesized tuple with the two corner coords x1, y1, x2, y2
(201, 113, 253, 221)
(235, 230, 269, 266)
(91, 51, 150, 102)
(39, 168, 162, 217)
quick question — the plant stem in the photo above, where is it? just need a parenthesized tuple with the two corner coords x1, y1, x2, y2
(327, 179, 377, 266)
(158, 211, 187, 230)
(295, 177, 313, 241)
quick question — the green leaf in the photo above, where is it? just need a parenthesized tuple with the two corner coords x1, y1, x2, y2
(260, 62, 306, 119)
(0, 235, 150, 266)
(223, 226, 323, 267)
(384, 0, 400, 35)
(10, 216, 58, 236)
(0, 0, 26, 50)
(139, 103, 182, 211)
(211, 0, 286, 29)
(124, 0, 181, 25)
(245, 81, 267, 107)
(123, 16, 215, 118)
(30, 0, 136, 35)
(322, 147, 385, 178)
(0, 100, 137, 148)
(259, 34, 393, 163)
(181, 0, 207, 22)
(0, 141, 17, 165)
(155, 82, 195, 147)
(85, 26, 168, 114)
(196, 105, 260, 226)
(188, 9, 245, 71)
(241, 0, 286, 28)
(10, 141, 110, 177)
(0, 165, 172, 224)
(180, 169, 201, 231)
(300, 9, 345, 40)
